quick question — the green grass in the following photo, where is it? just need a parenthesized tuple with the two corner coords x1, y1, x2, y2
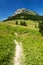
(0, 20, 43, 65)
(0, 23, 16, 65)
(3, 20, 38, 28)
(14, 26, 43, 65)
(12, 25, 43, 65)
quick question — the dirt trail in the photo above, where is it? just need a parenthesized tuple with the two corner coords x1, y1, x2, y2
(14, 40, 23, 65)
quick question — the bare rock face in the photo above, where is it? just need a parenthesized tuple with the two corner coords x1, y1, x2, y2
(14, 8, 29, 15)
(13, 8, 38, 16)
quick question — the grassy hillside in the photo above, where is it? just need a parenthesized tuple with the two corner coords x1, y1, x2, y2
(14, 26, 43, 65)
(0, 20, 43, 65)
(0, 23, 16, 65)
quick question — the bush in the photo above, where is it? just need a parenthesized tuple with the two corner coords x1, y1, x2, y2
(20, 21, 27, 26)
(39, 21, 43, 35)
(15, 21, 18, 25)
(20, 21, 23, 25)
(35, 24, 37, 28)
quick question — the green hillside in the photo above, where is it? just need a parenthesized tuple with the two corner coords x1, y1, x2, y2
(0, 19, 43, 65)
(0, 23, 16, 65)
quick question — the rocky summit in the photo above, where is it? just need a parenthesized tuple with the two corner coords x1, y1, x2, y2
(13, 8, 38, 16)
(4, 8, 40, 21)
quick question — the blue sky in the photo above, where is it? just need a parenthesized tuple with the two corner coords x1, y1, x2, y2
(0, 0, 43, 20)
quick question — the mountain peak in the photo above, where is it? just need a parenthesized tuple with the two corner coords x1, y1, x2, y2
(4, 8, 39, 21)
(13, 8, 38, 16)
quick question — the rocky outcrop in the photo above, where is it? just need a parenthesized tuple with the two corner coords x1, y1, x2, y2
(13, 8, 38, 16)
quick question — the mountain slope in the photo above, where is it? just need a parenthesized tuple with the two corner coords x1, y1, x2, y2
(0, 18, 43, 65)
(4, 8, 40, 21)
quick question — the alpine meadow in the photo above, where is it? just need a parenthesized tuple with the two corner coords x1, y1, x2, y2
(0, 8, 43, 65)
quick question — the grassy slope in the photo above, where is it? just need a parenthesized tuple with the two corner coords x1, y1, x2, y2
(15, 27, 43, 65)
(13, 25, 43, 65)
(0, 23, 16, 65)
(0, 20, 43, 65)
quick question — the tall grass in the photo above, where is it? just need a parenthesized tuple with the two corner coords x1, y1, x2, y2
(0, 20, 43, 65)
(13, 25, 43, 65)
(0, 23, 16, 65)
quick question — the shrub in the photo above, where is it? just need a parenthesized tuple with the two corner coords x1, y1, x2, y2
(35, 24, 37, 28)
(20, 21, 27, 26)
(15, 21, 18, 25)
(39, 21, 43, 35)
(20, 21, 23, 25)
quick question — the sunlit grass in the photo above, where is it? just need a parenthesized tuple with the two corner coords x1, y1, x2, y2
(0, 23, 16, 65)
(0, 20, 43, 65)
